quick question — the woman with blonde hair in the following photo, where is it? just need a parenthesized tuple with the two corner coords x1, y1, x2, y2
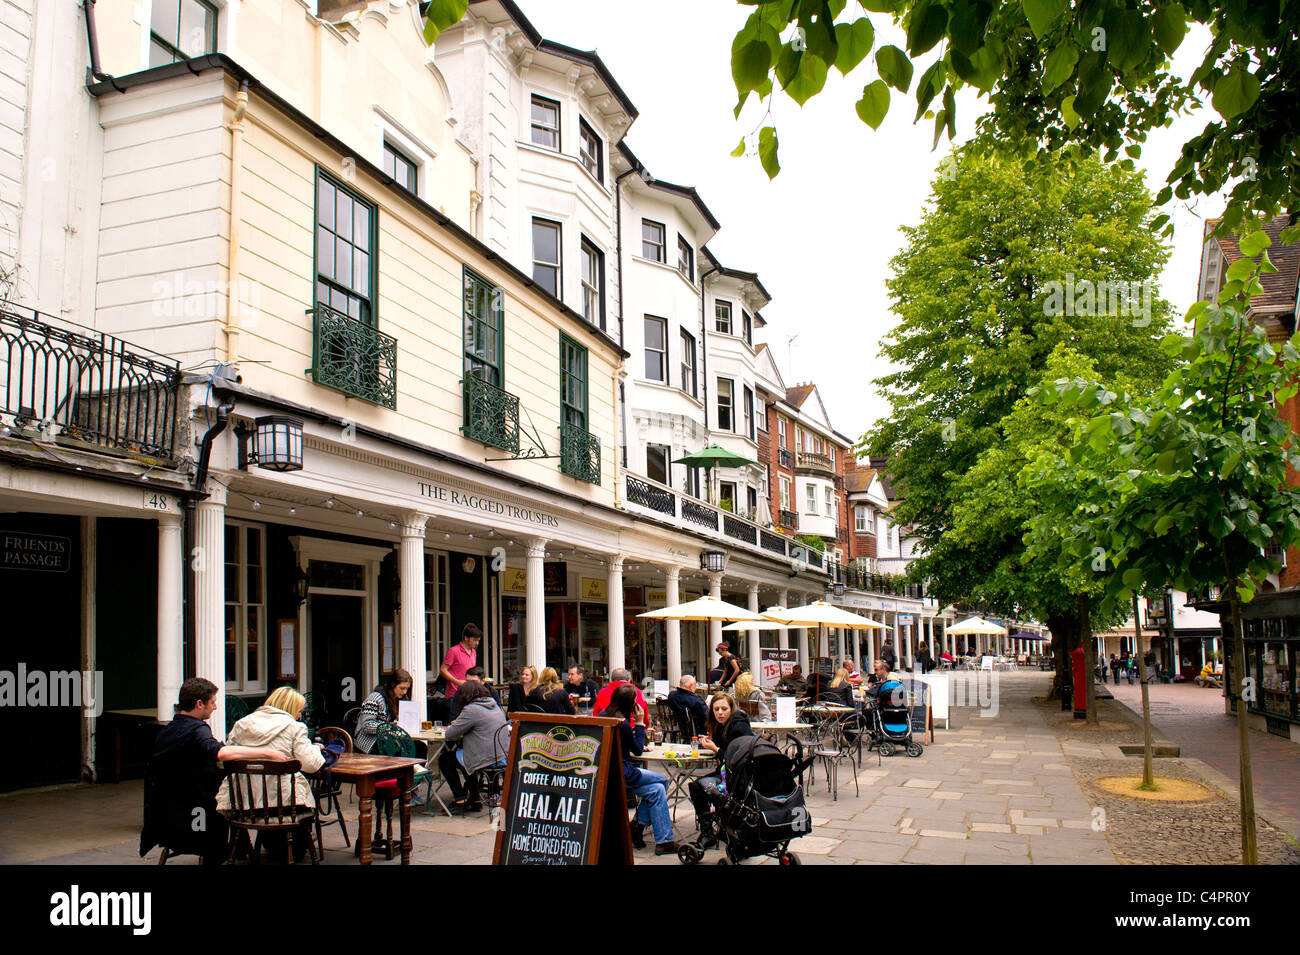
(508, 664, 544, 712)
(536, 667, 575, 714)
(217, 686, 326, 859)
(733, 672, 770, 719)
(823, 667, 856, 706)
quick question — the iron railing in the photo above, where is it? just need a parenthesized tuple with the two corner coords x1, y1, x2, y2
(560, 421, 600, 484)
(311, 303, 397, 409)
(0, 307, 181, 460)
(723, 513, 757, 545)
(682, 498, 719, 531)
(462, 374, 520, 453)
(779, 508, 797, 527)
(778, 448, 794, 469)
(626, 474, 674, 514)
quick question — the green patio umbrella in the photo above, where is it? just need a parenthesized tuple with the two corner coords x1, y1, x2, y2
(673, 445, 760, 505)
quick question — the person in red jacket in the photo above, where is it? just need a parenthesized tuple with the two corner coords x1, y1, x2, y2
(593, 668, 649, 727)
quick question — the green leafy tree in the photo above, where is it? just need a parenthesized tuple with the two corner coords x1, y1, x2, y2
(722, 0, 1298, 236)
(861, 148, 1172, 701)
(1028, 233, 1300, 862)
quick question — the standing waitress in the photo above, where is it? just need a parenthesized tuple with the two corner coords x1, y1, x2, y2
(686, 692, 753, 849)
(715, 644, 741, 689)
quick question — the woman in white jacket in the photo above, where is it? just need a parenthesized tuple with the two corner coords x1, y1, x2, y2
(217, 686, 325, 813)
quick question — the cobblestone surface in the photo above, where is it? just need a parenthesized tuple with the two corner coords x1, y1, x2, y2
(1066, 756, 1300, 865)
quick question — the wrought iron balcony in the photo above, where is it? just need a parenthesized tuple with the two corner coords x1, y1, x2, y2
(779, 508, 797, 527)
(626, 473, 675, 514)
(311, 303, 397, 409)
(778, 448, 794, 469)
(0, 306, 181, 460)
(462, 374, 520, 453)
(560, 421, 600, 484)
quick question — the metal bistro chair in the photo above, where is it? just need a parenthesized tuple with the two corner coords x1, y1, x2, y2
(370, 722, 432, 860)
(221, 759, 320, 864)
(655, 701, 681, 742)
(811, 713, 861, 802)
(224, 695, 251, 736)
(311, 726, 353, 851)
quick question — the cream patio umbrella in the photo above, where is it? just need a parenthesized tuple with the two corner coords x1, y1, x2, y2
(762, 600, 890, 668)
(947, 615, 1009, 657)
(638, 595, 768, 689)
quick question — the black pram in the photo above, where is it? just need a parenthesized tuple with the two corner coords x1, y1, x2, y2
(678, 735, 815, 866)
(865, 678, 924, 757)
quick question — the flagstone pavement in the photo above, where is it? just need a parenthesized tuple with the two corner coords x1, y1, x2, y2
(0, 671, 1128, 865)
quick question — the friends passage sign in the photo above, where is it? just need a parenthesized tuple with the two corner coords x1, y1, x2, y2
(493, 714, 633, 866)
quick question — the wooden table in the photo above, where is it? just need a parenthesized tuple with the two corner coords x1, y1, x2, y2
(329, 754, 425, 864)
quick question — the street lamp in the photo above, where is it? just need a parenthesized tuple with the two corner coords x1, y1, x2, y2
(700, 550, 727, 574)
(237, 415, 304, 472)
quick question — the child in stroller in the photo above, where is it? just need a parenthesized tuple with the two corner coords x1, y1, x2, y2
(679, 735, 816, 865)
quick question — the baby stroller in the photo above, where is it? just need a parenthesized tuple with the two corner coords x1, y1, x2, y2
(678, 736, 816, 866)
(866, 679, 924, 757)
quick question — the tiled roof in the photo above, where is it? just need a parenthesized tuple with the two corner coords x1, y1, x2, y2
(1214, 215, 1299, 316)
(786, 384, 814, 408)
(843, 469, 876, 493)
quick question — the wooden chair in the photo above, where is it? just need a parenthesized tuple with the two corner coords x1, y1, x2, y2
(311, 726, 353, 850)
(220, 759, 319, 864)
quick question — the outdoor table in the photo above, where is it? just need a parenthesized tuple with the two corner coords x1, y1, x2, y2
(412, 727, 452, 817)
(631, 747, 717, 821)
(329, 754, 425, 864)
(750, 720, 817, 752)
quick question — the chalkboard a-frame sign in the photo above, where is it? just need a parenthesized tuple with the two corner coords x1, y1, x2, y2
(492, 713, 634, 865)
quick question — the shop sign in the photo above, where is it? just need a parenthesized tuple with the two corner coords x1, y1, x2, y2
(544, 562, 567, 596)
(503, 568, 527, 594)
(1, 531, 71, 573)
(759, 648, 798, 689)
(580, 577, 606, 600)
(418, 481, 561, 529)
(645, 588, 666, 605)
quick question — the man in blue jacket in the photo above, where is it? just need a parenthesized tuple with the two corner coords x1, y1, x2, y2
(667, 674, 708, 737)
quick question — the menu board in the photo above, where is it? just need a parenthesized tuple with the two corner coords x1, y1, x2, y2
(493, 714, 632, 866)
(899, 679, 931, 742)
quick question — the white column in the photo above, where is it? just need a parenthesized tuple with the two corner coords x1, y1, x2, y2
(777, 588, 790, 650)
(708, 572, 723, 668)
(796, 625, 809, 672)
(156, 513, 184, 721)
(525, 538, 548, 668)
(851, 629, 860, 672)
(399, 514, 428, 723)
(194, 486, 227, 738)
(902, 620, 913, 670)
(747, 582, 761, 679)
(607, 555, 625, 673)
(664, 566, 682, 686)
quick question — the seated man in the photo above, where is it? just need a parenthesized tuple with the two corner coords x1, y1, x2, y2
(863, 660, 892, 701)
(564, 664, 600, 709)
(140, 677, 285, 864)
(775, 664, 807, 698)
(667, 674, 708, 737)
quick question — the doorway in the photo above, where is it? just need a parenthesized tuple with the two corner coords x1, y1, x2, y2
(310, 593, 364, 726)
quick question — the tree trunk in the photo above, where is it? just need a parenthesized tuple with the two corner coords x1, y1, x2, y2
(1133, 593, 1155, 789)
(1225, 586, 1258, 865)
(1046, 610, 1077, 704)
(1079, 594, 1097, 723)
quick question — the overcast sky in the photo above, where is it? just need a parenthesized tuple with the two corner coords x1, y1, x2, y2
(521, 1, 1222, 441)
